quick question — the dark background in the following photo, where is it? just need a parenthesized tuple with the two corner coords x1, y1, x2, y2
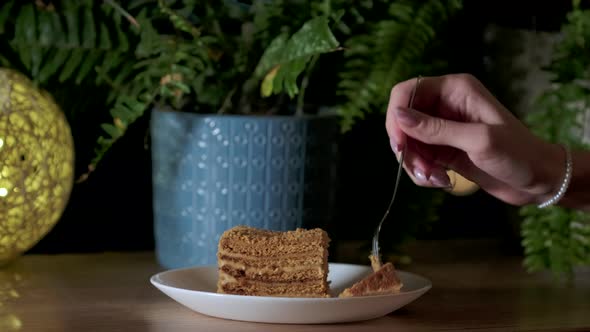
(28, 1, 576, 255)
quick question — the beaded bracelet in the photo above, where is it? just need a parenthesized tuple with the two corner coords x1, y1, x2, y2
(538, 145, 572, 208)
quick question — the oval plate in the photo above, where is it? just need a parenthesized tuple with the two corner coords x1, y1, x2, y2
(150, 263, 432, 324)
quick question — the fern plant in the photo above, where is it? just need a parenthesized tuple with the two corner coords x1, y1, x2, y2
(520, 1, 590, 280)
(0, 0, 342, 176)
(0, 0, 463, 184)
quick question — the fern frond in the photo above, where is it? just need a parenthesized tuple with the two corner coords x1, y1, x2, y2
(1, 0, 138, 86)
(520, 206, 590, 279)
(157, 0, 200, 37)
(87, 1, 214, 173)
(519, 7, 590, 279)
(335, 0, 463, 131)
(87, 94, 151, 170)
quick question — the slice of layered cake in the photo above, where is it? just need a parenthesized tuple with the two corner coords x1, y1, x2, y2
(217, 226, 330, 298)
(338, 256, 403, 297)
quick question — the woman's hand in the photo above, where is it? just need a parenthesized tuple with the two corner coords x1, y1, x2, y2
(385, 73, 565, 206)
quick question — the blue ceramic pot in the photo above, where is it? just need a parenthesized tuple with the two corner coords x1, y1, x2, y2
(151, 109, 340, 268)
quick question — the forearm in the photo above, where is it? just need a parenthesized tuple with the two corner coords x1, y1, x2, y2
(558, 149, 590, 212)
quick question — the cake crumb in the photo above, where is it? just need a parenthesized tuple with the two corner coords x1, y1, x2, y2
(369, 254, 381, 272)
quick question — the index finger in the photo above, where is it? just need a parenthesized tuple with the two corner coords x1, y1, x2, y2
(385, 78, 412, 150)
(385, 75, 450, 144)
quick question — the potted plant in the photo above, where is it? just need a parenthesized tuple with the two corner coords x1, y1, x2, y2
(0, 0, 464, 268)
(142, 1, 345, 268)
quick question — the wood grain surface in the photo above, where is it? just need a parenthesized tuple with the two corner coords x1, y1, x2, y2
(0, 240, 589, 332)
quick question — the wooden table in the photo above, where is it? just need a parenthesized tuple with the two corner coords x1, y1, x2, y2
(1, 240, 589, 332)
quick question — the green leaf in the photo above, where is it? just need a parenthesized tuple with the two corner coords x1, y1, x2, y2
(159, 0, 200, 37)
(81, 6, 96, 48)
(112, 63, 136, 86)
(75, 51, 103, 84)
(21, 4, 37, 42)
(275, 57, 309, 98)
(254, 16, 340, 97)
(30, 46, 44, 78)
(110, 104, 135, 123)
(59, 50, 85, 82)
(98, 22, 112, 50)
(0, 1, 14, 34)
(64, 4, 80, 46)
(37, 9, 53, 46)
(13, 4, 35, 69)
(168, 80, 191, 94)
(254, 32, 288, 77)
(95, 51, 125, 85)
(254, 16, 339, 78)
(37, 49, 68, 83)
(48, 10, 65, 45)
(16, 43, 32, 71)
(101, 123, 123, 139)
(160, 85, 173, 97)
(261, 66, 279, 97)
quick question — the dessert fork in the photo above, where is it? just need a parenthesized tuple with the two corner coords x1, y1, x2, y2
(371, 76, 421, 270)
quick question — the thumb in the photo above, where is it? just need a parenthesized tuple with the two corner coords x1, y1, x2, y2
(395, 106, 483, 152)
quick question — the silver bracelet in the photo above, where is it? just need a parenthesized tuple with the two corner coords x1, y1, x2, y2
(538, 145, 573, 208)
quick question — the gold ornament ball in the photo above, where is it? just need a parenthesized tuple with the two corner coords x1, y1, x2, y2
(445, 170, 480, 196)
(0, 68, 74, 266)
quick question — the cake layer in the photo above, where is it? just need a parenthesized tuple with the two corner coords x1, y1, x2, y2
(219, 241, 326, 256)
(218, 270, 325, 286)
(221, 226, 326, 242)
(220, 263, 324, 282)
(218, 226, 329, 256)
(218, 253, 325, 267)
(218, 275, 329, 298)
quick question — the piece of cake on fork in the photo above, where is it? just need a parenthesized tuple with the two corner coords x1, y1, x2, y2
(216, 225, 330, 298)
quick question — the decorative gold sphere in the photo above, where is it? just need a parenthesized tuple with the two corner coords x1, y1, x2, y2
(0, 68, 74, 265)
(445, 170, 480, 196)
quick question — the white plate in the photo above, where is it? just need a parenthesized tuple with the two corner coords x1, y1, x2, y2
(150, 263, 432, 324)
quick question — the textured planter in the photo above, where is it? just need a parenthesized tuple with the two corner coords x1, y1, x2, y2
(151, 109, 340, 268)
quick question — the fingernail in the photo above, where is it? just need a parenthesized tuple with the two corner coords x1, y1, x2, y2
(430, 169, 452, 188)
(389, 139, 403, 154)
(414, 169, 427, 183)
(396, 107, 419, 127)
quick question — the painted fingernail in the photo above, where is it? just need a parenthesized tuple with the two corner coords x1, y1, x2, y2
(414, 169, 427, 183)
(389, 139, 403, 154)
(396, 107, 419, 127)
(430, 169, 452, 188)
